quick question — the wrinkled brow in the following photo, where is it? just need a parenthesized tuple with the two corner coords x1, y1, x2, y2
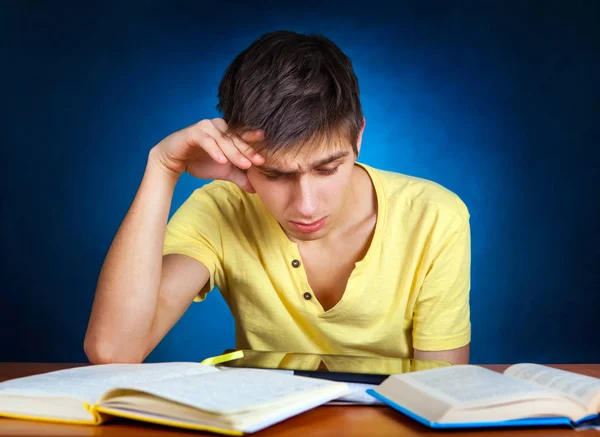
(257, 151, 350, 175)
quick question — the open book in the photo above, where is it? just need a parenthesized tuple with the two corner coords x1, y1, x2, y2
(367, 363, 600, 429)
(0, 362, 351, 434)
(215, 349, 452, 406)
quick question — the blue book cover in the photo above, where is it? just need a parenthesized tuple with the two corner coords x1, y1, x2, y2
(366, 389, 598, 429)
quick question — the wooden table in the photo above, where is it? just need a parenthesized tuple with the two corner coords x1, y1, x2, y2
(0, 363, 598, 436)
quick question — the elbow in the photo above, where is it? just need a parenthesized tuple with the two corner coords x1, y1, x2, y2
(84, 335, 146, 365)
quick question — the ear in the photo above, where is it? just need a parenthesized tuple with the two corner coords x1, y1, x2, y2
(356, 117, 366, 157)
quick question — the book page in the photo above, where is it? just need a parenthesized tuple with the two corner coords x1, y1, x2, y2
(331, 382, 382, 405)
(505, 364, 600, 410)
(0, 362, 217, 404)
(100, 367, 348, 415)
(404, 365, 561, 407)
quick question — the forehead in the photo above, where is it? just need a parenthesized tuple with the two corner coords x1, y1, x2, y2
(259, 142, 353, 172)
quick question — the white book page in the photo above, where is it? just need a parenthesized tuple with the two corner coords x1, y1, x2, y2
(0, 362, 217, 404)
(505, 364, 600, 410)
(101, 368, 348, 415)
(332, 383, 381, 405)
(217, 368, 377, 405)
(404, 365, 561, 407)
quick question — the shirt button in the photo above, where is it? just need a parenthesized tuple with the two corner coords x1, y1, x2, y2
(303, 292, 312, 300)
(291, 259, 301, 268)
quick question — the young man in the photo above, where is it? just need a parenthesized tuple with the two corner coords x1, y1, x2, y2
(84, 30, 471, 365)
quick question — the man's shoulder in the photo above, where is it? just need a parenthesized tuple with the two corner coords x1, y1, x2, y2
(188, 180, 253, 207)
(366, 164, 470, 223)
(191, 179, 242, 198)
(184, 180, 261, 222)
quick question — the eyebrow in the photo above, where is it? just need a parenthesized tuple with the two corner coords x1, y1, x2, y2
(258, 151, 350, 175)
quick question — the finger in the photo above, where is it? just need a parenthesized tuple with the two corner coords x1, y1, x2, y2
(210, 118, 264, 143)
(188, 126, 227, 164)
(203, 121, 253, 169)
(211, 119, 264, 165)
(230, 133, 264, 166)
(239, 130, 266, 163)
(240, 129, 265, 143)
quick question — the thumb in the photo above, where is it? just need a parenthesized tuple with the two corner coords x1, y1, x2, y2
(226, 167, 256, 193)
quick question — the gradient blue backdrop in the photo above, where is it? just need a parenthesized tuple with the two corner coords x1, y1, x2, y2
(1, 1, 598, 364)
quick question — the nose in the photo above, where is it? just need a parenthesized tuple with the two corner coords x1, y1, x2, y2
(293, 176, 319, 219)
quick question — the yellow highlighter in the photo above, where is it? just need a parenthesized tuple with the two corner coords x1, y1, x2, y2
(200, 350, 245, 366)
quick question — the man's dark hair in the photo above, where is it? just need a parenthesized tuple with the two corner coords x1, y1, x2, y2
(217, 30, 363, 158)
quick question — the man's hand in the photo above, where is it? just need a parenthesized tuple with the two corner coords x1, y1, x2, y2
(150, 118, 265, 193)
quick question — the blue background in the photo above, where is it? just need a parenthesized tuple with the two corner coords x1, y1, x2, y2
(1, 1, 598, 364)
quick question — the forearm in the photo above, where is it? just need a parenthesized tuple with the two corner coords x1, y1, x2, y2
(84, 148, 179, 363)
(414, 344, 470, 365)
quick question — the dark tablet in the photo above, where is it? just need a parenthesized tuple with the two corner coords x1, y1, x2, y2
(217, 350, 452, 384)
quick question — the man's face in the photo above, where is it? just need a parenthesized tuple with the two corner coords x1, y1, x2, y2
(246, 144, 358, 242)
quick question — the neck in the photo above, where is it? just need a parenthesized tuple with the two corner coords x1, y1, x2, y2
(336, 163, 367, 232)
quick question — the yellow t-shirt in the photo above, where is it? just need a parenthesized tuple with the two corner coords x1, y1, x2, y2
(163, 162, 471, 357)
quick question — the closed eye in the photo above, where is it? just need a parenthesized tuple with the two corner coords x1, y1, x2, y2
(318, 167, 339, 176)
(264, 173, 290, 181)
(263, 166, 339, 180)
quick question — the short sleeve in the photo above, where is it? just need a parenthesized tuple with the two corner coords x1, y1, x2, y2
(412, 219, 472, 351)
(163, 186, 227, 302)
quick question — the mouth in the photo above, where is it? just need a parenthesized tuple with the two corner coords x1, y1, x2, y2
(289, 218, 326, 233)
